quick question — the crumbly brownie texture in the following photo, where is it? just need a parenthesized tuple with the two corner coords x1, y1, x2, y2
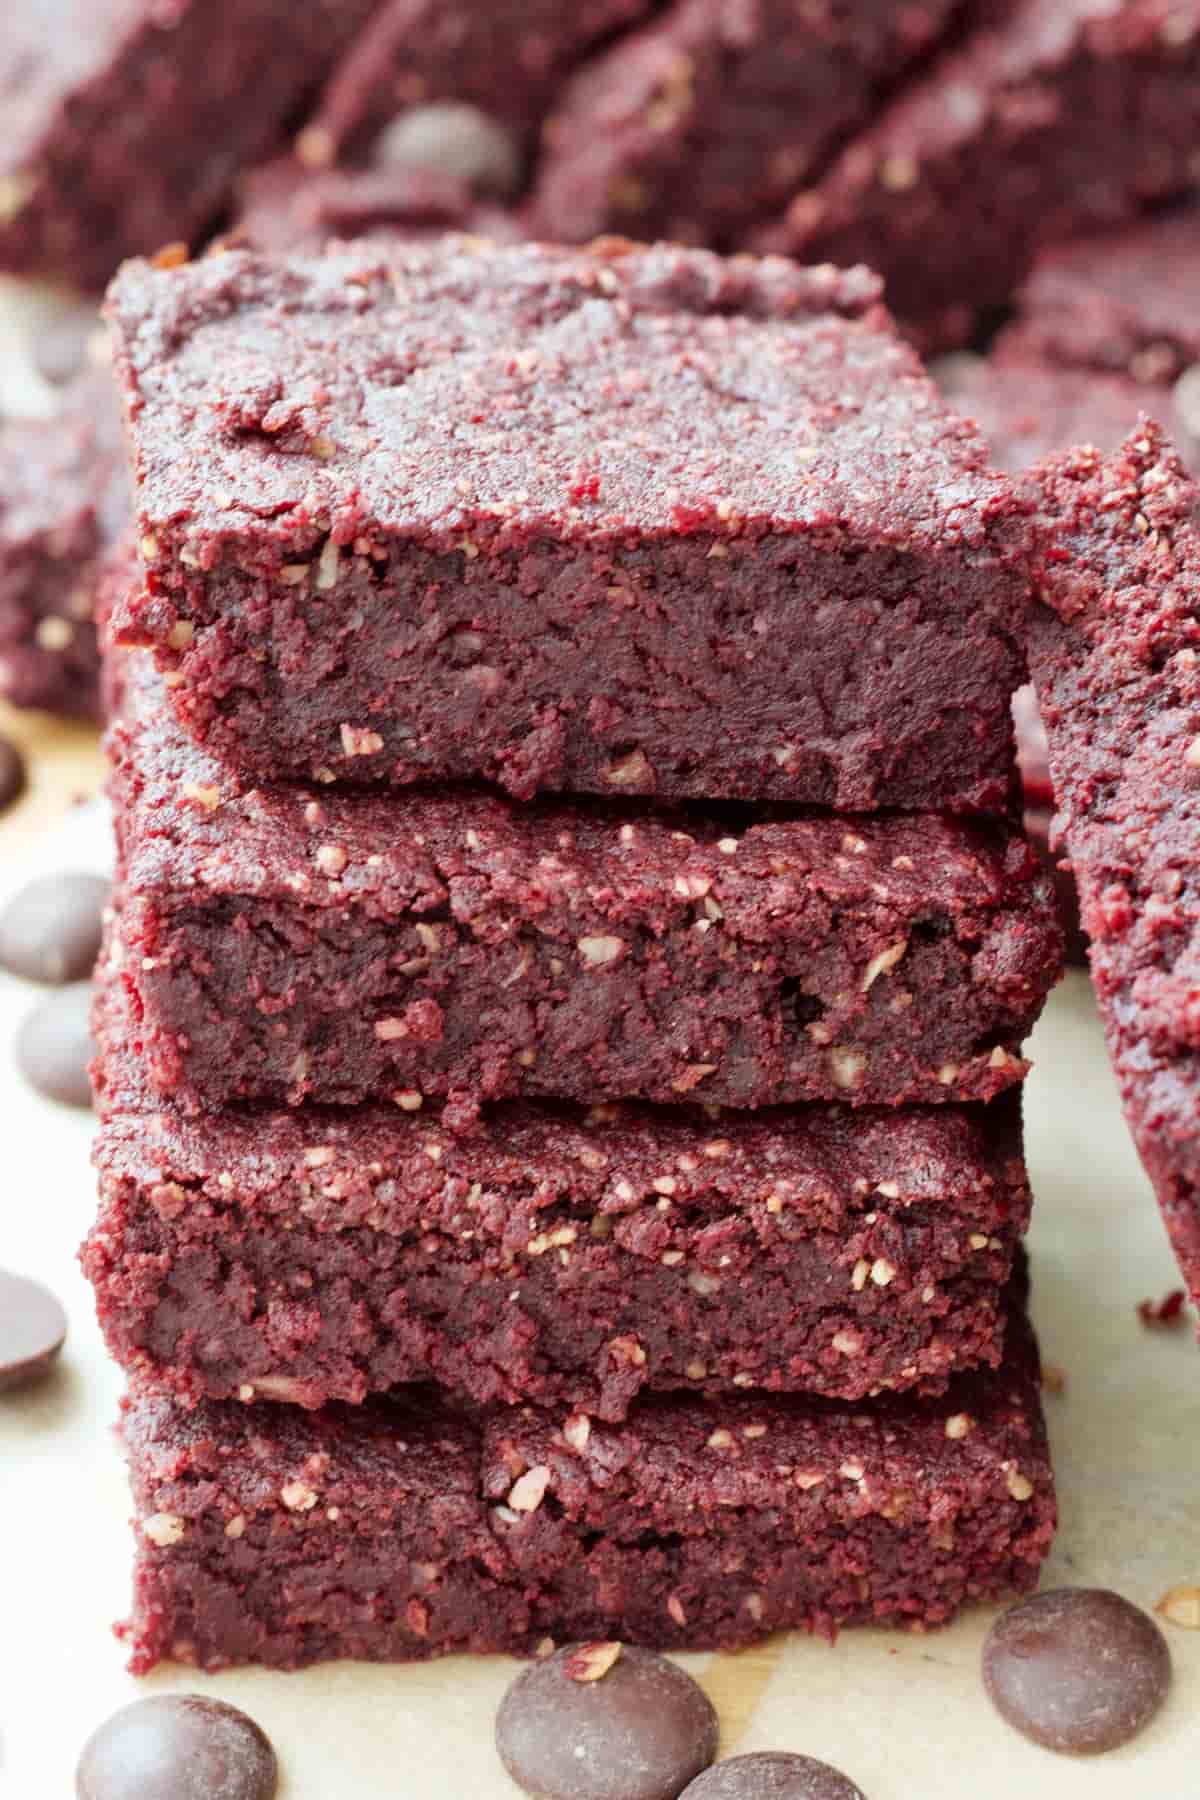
(935, 349, 1198, 479)
(104, 238, 1031, 811)
(0, 0, 382, 291)
(107, 655, 1061, 1115)
(1026, 426, 1200, 1310)
(88, 972, 1032, 1417)
(1004, 207, 1200, 384)
(233, 156, 520, 258)
(1012, 684, 1087, 964)
(531, 0, 961, 249)
(0, 372, 126, 718)
(119, 1302, 1055, 1672)
(295, 0, 655, 166)
(759, 0, 1200, 350)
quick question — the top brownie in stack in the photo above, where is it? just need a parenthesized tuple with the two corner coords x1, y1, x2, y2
(104, 238, 1031, 812)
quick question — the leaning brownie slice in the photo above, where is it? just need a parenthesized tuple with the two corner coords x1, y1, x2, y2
(106, 655, 1061, 1115)
(760, 0, 1200, 350)
(1027, 425, 1200, 1311)
(233, 155, 521, 257)
(0, 372, 127, 719)
(0, 0, 382, 290)
(1004, 206, 1200, 385)
(105, 237, 1031, 812)
(530, 0, 960, 248)
(120, 1298, 1054, 1671)
(88, 974, 1032, 1417)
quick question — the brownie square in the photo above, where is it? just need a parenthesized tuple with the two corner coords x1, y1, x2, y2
(531, 0, 961, 248)
(119, 1297, 1055, 1672)
(760, 0, 1200, 350)
(105, 654, 1061, 1115)
(88, 971, 1033, 1417)
(233, 155, 521, 258)
(0, 372, 127, 719)
(294, 0, 656, 167)
(1005, 206, 1200, 385)
(1027, 425, 1200, 1316)
(0, 0, 382, 290)
(104, 236, 1031, 811)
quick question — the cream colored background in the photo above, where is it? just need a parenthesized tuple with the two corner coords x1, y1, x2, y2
(0, 713, 1196, 1798)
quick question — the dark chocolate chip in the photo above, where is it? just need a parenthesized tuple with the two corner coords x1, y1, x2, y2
(374, 102, 523, 199)
(0, 872, 110, 983)
(16, 980, 94, 1107)
(0, 734, 25, 813)
(680, 1754, 866, 1799)
(497, 1643, 718, 1800)
(76, 1695, 278, 1800)
(983, 1588, 1172, 1754)
(0, 1268, 67, 1392)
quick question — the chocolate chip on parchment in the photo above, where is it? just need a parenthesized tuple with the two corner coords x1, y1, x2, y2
(76, 1695, 278, 1800)
(16, 980, 94, 1107)
(374, 102, 523, 199)
(983, 1588, 1172, 1754)
(681, 1753, 867, 1799)
(0, 872, 110, 983)
(497, 1642, 718, 1800)
(0, 734, 25, 813)
(0, 1269, 67, 1392)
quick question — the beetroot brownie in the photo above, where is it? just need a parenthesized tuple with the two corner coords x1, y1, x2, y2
(1004, 207, 1200, 385)
(759, 0, 1200, 350)
(0, 0, 383, 291)
(1027, 426, 1200, 1313)
(0, 372, 127, 719)
(294, 0, 655, 167)
(119, 1299, 1055, 1672)
(104, 237, 1032, 811)
(233, 155, 520, 258)
(87, 972, 1032, 1418)
(530, 0, 961, 249)
(107, 655, 1061, 1115)
(935, 350, 1199, 479)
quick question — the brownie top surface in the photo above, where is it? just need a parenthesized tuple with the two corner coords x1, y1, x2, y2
(1019, 209, 1200, 350)
(104, 238, 1021, 558)
(112, 653, 1038, 917)
(0, 0, 150, 169)
(812, 0, 1199, 166)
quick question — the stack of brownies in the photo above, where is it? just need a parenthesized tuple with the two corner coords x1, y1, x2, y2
(83, 235, 1062, 1672)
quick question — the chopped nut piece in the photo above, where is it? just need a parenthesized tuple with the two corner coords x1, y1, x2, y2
(1005, 1469, 1034, 1502)
(707, 1428, 735, 1450)
(166, 619, 195, 650)
(832, 1329, 862, 1356)
(830, 1047, 867, 1089)
(143, 1512, 186, 1547)
(564, 1641, 623, 1682)
(393, 1090, 424, 1111)
(508, 1465, 551, 1512)
(604, 749, 652, 787)
(316, 539, 341, 589)
(303, 1146, 335, 1168)
(1156, 1585, 1200, 1629)
(870, 1258, 896, 1287)
(281, 1481, 319, 1512)
(182, 783, 221, 812)
(315, 843, 348, 877)
(578, 934, 624, 965)
(851, 1258, 870, 1292)
(339, 724, 384, 757)
(563, 1414, 591, 1452)
(224, 1515, 246, 1540)
(944, 1413, 973, 1440)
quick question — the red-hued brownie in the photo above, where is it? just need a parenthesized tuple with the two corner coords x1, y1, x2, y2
(530, 0, 961, 249)
(104, 237, 1032, 811)
(233, 156, 521, 258)
(935, 348, 1200, 963)
(0, 372, 127, 719)
(935, 350, 1199, 479)
(1004, 207, 1200, 385)
(106, 656, 1061, 1116)
(87, 975, 1033, 1418)
(0, 0, 383, 291)
(294, 0, 655, 167)
(759, 0, 1200, 350)
(1027, 426, 1200, 1312)
(119, 1300, 1055, 1672)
